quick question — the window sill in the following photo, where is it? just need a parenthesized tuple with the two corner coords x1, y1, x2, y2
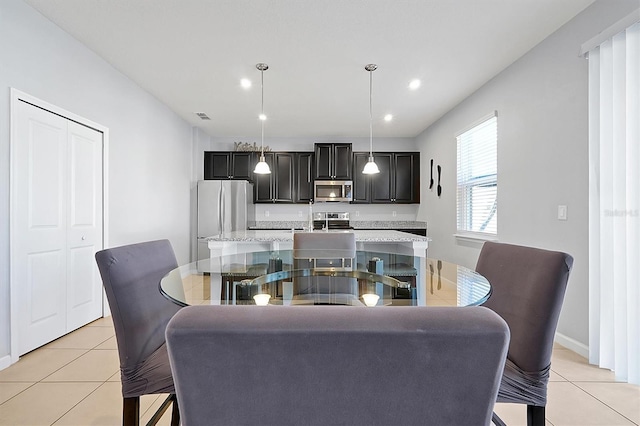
(453, 233, 498, 243)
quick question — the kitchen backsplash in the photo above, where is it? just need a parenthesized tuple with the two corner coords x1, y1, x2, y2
(254, 203, 419, 222)
(251, 220, 428, 230)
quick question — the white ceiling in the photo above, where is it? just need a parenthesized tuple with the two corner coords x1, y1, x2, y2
(23, 0, 595, 139)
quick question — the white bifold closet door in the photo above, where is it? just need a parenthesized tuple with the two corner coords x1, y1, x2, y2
(13, 100, 103, 355)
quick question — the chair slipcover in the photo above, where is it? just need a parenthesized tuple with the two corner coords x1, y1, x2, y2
(166, 305, 510, 426)
(95, 239, 182, 398)
(476, 241, 573, 425)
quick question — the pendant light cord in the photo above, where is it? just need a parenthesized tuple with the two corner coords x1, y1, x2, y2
(369, 68, 373, 157)
(261, 68, 265, 156)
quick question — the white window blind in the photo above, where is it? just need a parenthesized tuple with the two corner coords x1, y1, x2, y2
(456, 113, 497, 235)
(588, 20, 640, 385)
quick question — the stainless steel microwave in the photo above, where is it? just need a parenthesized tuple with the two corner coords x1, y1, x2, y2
(314, 180, 353, 202)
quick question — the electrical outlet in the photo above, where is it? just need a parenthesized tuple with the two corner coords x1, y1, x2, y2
(392, 211, 397, 217)
(265, 210, 270, 217)
(557, 205, 567, 221)
(355, 211, 359, 217)
(298, 211, 302, 218)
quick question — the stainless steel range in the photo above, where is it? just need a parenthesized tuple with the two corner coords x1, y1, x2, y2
(312, 212, 352, 230)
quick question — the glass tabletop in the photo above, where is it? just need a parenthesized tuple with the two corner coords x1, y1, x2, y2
(159, 250, 491, 308)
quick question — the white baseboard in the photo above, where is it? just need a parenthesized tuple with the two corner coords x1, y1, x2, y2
(0, 354, 12, 371)
(555, 332, 589, 358)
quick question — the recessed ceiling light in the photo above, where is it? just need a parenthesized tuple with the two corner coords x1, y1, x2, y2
(409, 79, 421, 90)
(384, 114, 393, 122)
(240, 78, 252, 89)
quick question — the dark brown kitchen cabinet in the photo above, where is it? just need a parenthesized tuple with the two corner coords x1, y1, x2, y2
(295, 152, 314, 203)
(254, 153, 295, 203)
(392, 152, 420, 203)
(370, 153, 394, 203)
(352, 152, 420, 204)
(351, 152, 371, 203)
(204, 151, 254, 180)
(314, 143, 352, 180)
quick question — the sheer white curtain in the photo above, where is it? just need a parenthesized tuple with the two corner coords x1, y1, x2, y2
(588, 20, 640, 385)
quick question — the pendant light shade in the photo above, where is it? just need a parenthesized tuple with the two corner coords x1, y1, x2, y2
(253, 63, 271, 174)
(363, 64, 380, 174)
(253, 158, 271, 174)
(363, 156, 380, 174)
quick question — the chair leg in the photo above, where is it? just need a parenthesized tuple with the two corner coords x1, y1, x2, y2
(146, 394, 178, 426)
(123, 397, 140, 426)
(170, 394, 180, 426)
(492, 411, 507, 426)
(527, 404, 545, 426)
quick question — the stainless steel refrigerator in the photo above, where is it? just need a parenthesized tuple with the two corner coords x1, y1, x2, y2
(197, 180, 255, 260)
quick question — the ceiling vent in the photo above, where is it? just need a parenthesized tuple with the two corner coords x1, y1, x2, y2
(195, 112, 211, 120)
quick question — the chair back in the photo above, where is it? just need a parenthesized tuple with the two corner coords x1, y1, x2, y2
(166, 305, 510, 426)
(95, 240, 182, 387)
(476, 241, 573, 372)
(293, 232, 357, 301)
(293, 231, 356, 269)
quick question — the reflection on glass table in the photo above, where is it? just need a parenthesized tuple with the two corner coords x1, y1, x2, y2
(159, 250, 491, 308)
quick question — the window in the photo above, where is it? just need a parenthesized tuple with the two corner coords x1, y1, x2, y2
(456, 113, 497, 236)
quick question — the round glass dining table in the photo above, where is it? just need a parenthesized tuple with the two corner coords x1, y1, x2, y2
(160, 249, 491, 308)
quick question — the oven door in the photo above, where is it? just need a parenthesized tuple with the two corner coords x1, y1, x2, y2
(314, 181, 352, 202)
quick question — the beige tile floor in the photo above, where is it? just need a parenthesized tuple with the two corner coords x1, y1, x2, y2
(0, 316, 638, 426)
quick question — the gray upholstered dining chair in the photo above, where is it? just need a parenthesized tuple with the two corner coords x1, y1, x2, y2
(95, 239, 181, 426)
(292, 231, 357, 303)
(166, 305, 510, 426)
(475, 241, 573, 426)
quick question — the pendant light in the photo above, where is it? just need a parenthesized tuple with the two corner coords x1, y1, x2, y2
(253, 63, 271, 174)
(362, 63, 380, 174)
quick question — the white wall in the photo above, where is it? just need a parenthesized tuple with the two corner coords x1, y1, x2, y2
(415, 0, 639, 352)
(0, 0, 193, 361)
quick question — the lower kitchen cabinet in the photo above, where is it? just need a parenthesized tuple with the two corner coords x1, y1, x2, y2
(352, 152, 420, 204)
(254, 152, 295, 203)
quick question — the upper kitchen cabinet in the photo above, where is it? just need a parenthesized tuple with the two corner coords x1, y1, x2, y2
(392, 152, 420, 203)
(314, 143, 352, 180)
(351, 152, 371, 203)
(204, 151, 255, 180)
(295, 152, 315, 203)
(352, 152, 420, 204)
(254, 152, 295, 203)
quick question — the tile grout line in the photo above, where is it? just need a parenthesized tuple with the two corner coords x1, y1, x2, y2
(565, 380, 639, 425)
(0, 328, 117, 413)
(50, 380, 113, 426)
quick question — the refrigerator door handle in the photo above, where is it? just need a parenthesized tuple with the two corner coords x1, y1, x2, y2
(218, 184, 224, 234)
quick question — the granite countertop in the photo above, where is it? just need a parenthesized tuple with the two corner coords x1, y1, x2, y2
(205, 229, 430, 242)
(250, 221, 427, 230)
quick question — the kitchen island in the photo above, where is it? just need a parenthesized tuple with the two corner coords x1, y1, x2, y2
(206, 229, 430, 300)
(205, 229, 429, 256)
(205, 230, 430, 296)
